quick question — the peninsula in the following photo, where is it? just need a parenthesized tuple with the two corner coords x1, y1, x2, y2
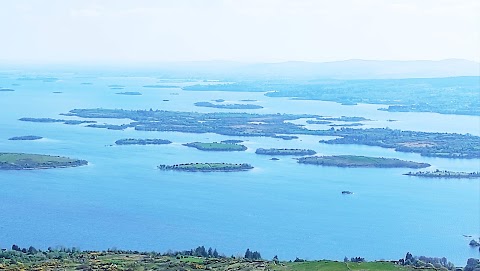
(115, 138, 172, 145)
(183, 142, 247, 151)
(256, 148, 316, 156)
(404, 170, 480, 178)
(298, 155, 430, 168)
(158, 163, 253, 172)
(0, 153, 87, 170)
(194, 101, 263, 109)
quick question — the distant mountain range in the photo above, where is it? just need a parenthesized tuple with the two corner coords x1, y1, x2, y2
(154, 59, 479, 80)
(2, 59, 478, 80)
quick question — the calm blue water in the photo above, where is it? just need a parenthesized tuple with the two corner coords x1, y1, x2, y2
(0, 72, 479, 265)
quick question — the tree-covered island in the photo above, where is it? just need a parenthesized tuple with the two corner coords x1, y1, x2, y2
(158, 163, 253, 172)
(298, 155, 430, 168)
(183, 142, 247, 151)
(116, 91, 142, 95)
(35, 108, 480, 159)
(115, 138, 172, 145)
(255, 148, 316, 156)
(404, 170, 480, 178)
(0, 153, 87, 170)
(194, 101, 263, 109)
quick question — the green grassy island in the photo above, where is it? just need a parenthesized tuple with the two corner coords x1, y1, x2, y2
(298, 155, 430, 168)
(194, 101, 263, 109)
(115, 138, 172, 145)
(404, 170, 480, 178)
(158, 163, 253, 172)
(0, 88, 15, 92)
(183, 142, 247, 151)
(256, 148, 316, 156)
(8, 135, 43, 141)
(0, 153, 87, 170)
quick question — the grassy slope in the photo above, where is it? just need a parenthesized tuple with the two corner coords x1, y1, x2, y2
(0, 153, 77, 163)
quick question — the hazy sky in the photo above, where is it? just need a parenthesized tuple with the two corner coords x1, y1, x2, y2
(0, 0, 479, 63)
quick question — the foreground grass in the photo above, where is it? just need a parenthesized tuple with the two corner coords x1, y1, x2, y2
(0, 252, 440, 271)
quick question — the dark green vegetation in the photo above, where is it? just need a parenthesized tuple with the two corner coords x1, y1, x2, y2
(194, 101, 263, 109)
(8, 135, 43, 141)
(116, 91, 142, 95)
(317, 128, 480, 159)
(404, 170, 480, 178)
(19, 117, 96, 125)
(0, 245, 470, 271)
(256, 148, 316, 156)
(297, 155, 430, 168)
(0, 153, 87, 170)
(158, 163, 253, 172)
(183, 142, 247, 151)
(322, 116, 372, 122)
(35, 109, 480, 158)
(115, 138, 172, 145)
(183, 77, 480, 116)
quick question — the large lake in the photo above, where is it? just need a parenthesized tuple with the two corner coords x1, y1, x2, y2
(0, 73, 479, 264)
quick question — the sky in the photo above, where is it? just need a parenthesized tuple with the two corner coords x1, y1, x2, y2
(0, 0, 479, 64)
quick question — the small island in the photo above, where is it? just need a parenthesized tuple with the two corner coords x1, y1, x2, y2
(0, 88, 15, 92)
(115, 138, 172, 145)
(158, 162, 253, 172)
(63, 120, 97, 125)
(342, 191, 353, 195)
(19, 117, 64, 123)
(143, 85, 177, 88)
(183, 142, 247, 151)
(8, 135, 43, 141)
(306, 120, 332, 125)
(329, 123, 364, 127)
(256, 148, 316, 156)
(298, 155, 430, 168)
(194, 101, 263, 110)
(272, 135, 298, 140)
(0, 153, 87, 170)
(221, 139, 244, 144)
(116, 91, 142, 96)
(404, 169, 480, 178)
(213, 99, 225, 102)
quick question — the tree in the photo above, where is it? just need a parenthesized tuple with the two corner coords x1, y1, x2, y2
(208, 247, 213, 257)
(244, 249, 252, 259)
(11, 245, 20, 252)
(213, 249, 219, 258)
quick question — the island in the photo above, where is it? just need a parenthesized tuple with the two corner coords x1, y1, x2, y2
(158, 162, 253, 172)
(0, 88, 15, 92)
(8, 135, 43, 141)
(45, 108, 480, 159)
(183, 142, 247, 151)
(116, 91, 142, 95)
(221, 139, 244, 144)
(342, 191, 353, 194)
(322, 116, 372, 122)
(256, 148, 316, 156)
(329, 123, 364, 127)
(19, 118, 96, 125)
(0, 153, 88, 170)
(19, 117, 64, 123)
(404, 170, 480, 178)
(52, 91, 63, 94)
(272, 135, 298, 140)
(115, 138, 172, 145)
(108, 84, 125, 88)
(213, 99, 225, 102)
(63, 120, 97, 125)
(306, 120, 332, 124)
(194, 101, 263, 109)
(143, 85, 178, 88)
(297, 155, 430, 168)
